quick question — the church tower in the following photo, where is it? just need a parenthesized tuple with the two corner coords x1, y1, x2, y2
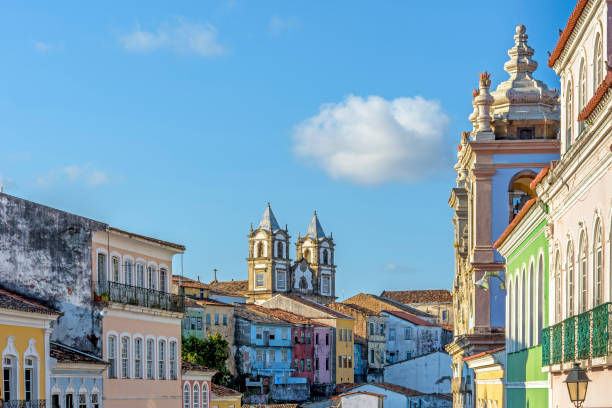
(246, 203, 291, 303)
(294, 211, 336, 303)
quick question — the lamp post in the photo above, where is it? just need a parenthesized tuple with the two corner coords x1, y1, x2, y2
(564, 363, 590, 408)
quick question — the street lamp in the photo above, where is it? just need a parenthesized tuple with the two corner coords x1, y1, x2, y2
(474, 271, 506, 291)
(564, 363, 590, 408)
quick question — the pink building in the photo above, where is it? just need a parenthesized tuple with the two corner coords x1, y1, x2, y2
(313, 325, 333, 385)
(181, 361, 215, 408)
(93, 227, 185, 408)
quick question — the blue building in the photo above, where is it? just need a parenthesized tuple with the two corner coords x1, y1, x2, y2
(234, 304, 304, 385)
(353, 338, 366, 383)
(50, 342, 107, 408)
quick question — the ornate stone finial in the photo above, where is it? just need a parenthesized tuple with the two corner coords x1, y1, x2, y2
(472, 89, 480, 99)
(474, 72, 495, 140)
(461, 131, 471, 142)
(469, 89, 481, 134)
(478, 72, 492, 86)
(504, 25, 537, 80)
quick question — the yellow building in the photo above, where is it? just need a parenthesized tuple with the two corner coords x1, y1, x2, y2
(0, 287, 60, 405)
(210, 383, 242, 408)
(463, 347, 505, 408)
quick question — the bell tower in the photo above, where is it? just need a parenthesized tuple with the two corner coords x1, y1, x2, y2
(247, 203, 290, 303)
(295, 211, 336, 302)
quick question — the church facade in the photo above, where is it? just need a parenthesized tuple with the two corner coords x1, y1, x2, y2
(246, 203, 337, 305)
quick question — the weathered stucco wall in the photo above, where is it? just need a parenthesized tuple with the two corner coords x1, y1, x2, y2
(0, 193, 107, 354)
(383, 351, 452, 395)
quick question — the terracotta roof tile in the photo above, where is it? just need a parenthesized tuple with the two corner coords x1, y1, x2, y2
(173, 275, 210, 290)
(382, 310, 438, 327)
(335, 383, 363, 394)
(494, 198, 538, 249)
(578, 70, 612, 121)
(548, 0, 590, 68)
(0, 287, 60, 316)
(211, 383, 242, 397)
(234, 304, 292, 326)
(343, 293, 433, 318)
(462, 346, 505, 362)
(332, 391, 386, 399)
(193, 298, 233, 307)
(181, 360, 214, 372)
(529, 167, 550, 191)
(208, 280, 249, 297)
(364, 382, 424, 397)
(259, 308, 325, 326)
(50, 342, 107, 364)
(242, 405, 298, 408)
(380, 290, 452, 304)
(282, 294, 353, 319)
(326, 302, 382, 316)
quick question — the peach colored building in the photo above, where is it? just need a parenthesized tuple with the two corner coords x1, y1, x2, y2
(92, 227, 185, 408)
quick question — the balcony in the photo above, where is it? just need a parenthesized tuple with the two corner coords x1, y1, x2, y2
(542, 302, 612, 368)
(3, 401, 46, 408)
(93, 280, 184, 313)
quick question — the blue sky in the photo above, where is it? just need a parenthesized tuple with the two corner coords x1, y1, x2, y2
(0, 1, 574, 299)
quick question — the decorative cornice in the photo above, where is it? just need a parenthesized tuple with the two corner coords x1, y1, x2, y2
(548, 0, 591, 68)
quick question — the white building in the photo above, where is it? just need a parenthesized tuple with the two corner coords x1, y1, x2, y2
(381, 310, 444, 363)
(347, 383, 452, 408)
(383, 351, 452, 395)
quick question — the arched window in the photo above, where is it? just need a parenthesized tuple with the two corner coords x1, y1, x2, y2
(202, 383, 209, 408)
(124, 259, 133, 286)
(120, 336, 130, 378)
(594, 34, 603, 92)
(148, 265, 157, 290)
(169, 341, 177, 380)
(107, 335, 117, 378)
(146, 339, 154, 379)
(136, 263, 145, 287)
(2, 353, 17, 402)
(323, 250, 329, 265)
(158, 340, 166, 379)
(555, 250, 562, 323)
(579, 59, 586, 135)
(134, 337, 143, 379)
(529, 262, 535, 347)
(566, 80, 573, 151)
(277, 241, 284, 258)
(508, 171, 536, 222)
(594, 219, 604, 306)
(567, 243, 575, 317)
(160, 268, 168, 292)
(304, 249, 311, 263)
(579, 232, 588, 313)
(521, 269, 526, 349)
(111, 256, 120, 282)
(183, 383, 191, 408)
(97, 252, 107, 283)
(256, 242, 264, 258)
(193, 383, 200, 408)
(24, 355, 38, 401)
(537, 254, 544, 344)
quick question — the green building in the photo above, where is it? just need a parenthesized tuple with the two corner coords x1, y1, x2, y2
(495, 197, 549, 408)
(182, 298, 205, 339)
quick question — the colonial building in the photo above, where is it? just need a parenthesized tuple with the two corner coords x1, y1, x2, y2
(494, 180, 550, 408)
(380, 310, 444, 363)
(0, 192, 186, 408)
(181, 360, 216, 408)
(210, 383, 242, 408)
(343, 293, 434, 321)
(0, 287, 60, 407)
(245, 204, 336, 304)
(447, 25, 560, 408)
(380, 290, 453, 326)
(49, 342, 108, 408)
(325, 302, 386, 382)
(537, 1, 612, 407)
(260, 294, 355, 384)
(462, 347, 505, 408)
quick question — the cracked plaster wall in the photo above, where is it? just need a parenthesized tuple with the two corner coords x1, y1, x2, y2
(0, 193, 107, 355)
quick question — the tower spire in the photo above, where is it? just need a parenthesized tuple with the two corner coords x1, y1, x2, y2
(258, 202, 281, 232)
(306, 211, 326, 239)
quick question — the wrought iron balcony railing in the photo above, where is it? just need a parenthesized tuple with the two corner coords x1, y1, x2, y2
(542, 302, 612, 366)
(3, 400, 46, 408)
(93, 280, 184, 313)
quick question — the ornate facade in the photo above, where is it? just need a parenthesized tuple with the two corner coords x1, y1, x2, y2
(247, 204, 336, 304)
(447, 25, 560, 408)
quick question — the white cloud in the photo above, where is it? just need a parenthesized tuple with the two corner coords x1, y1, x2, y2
(119, 18, 225, 56)
(383, 263, 415, 274)
(269, 14, 299, 36)
(37, 164, 111, 188)
(34, 42, 53, 52)
(292, 94, 450, 185)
